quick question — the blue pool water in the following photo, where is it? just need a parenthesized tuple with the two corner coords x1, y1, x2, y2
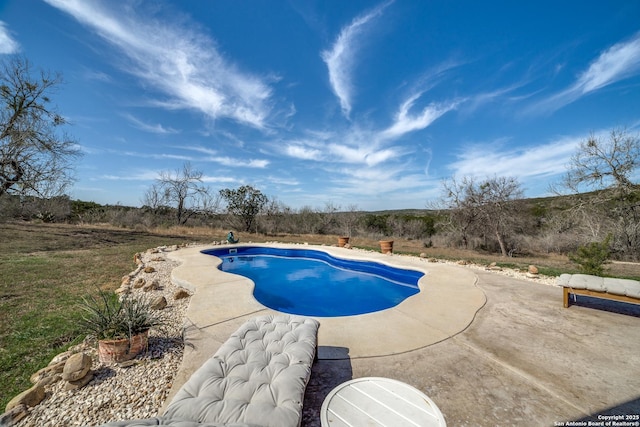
(202, 246, 423, 317)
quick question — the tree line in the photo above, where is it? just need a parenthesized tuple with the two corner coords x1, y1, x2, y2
(1, 55, 639, 261)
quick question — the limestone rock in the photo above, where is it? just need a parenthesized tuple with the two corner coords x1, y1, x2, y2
(115, 286, 131, 295)
(0, 403, 28, 426)
(134, 252, 142, 263)
(457, 260, 469, 265)
(419, 253, 427, 258)
(117, 359, 139, 368)
(133, 277, 146, 289)
(36, 374, 61, 387)
(151, 296, 167, 310)
(30, 361, 65, 384)
(49, 351, 72, 366)
(144, 266, 156, 273)
(64, 370, 94, 391)
(121, 275, 131, 286)
(173, 289, 190, 300)
(142, 280, 160, 292)
(526, 264, 539, 278)
(62, 353, 92, 382)
(151, 256, 165, 262)
(487, 262, 502, 271)
(5, 384, 45, 411)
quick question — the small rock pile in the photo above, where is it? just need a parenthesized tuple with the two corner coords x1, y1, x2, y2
(62, 353, 94, 390)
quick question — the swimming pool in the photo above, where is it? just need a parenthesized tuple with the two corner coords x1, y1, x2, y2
(202, 246, 423, 317)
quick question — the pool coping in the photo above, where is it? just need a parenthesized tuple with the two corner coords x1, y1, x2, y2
(167, 243, 487, 360)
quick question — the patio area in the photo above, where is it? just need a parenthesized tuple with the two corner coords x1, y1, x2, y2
(166, 245, 640, 426)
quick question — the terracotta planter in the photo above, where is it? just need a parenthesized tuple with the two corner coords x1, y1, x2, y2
(379, 240, 394, 254)
(338, 236, 350, 247)
(98, 330, 148, 364)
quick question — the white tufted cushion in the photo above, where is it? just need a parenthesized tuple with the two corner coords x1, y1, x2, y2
(568, 274, 605, 291)
(162, 315, 319, 427)
(604, 277, 640, 298)
(99, 419, 258, 426)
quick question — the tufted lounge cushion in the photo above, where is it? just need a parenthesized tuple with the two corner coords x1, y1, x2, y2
(99, 418, 258, 426)
(162, 315, 319, 427)
(604, 278, 640, 298)
(567, 274, 606, 291)
(98, 315, 319, 427)
(558, 274, 640, 297)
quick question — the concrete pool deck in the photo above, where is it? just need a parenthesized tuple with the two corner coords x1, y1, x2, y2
(165, 244, 640, 426)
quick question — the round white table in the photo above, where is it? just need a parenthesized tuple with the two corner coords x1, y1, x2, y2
(320, 377, 447, 427)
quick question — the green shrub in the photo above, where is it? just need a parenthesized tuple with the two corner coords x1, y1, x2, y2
(569, 235, 612, 276)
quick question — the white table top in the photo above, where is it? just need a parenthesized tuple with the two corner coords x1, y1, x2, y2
(320, 377, 447, 427)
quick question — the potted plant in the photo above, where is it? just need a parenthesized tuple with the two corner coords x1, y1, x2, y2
(338, 236, 350, 247)
(79, 291, 164, 364)
(379, 240, 394, 254)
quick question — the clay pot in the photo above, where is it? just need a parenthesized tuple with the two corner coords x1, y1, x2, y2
(97, 330, 148, 364)
(379, 240, 394, 254)
(338, 236, 350, 247)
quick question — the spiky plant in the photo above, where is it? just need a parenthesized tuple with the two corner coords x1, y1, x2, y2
(79, 291, 164, 340)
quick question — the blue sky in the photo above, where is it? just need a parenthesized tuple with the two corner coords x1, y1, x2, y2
(1, 1, 639, 211)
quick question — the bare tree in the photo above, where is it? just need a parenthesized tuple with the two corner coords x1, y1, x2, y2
(563, 127, 639, 194)
(439, 176, 482, 249)
(294, 205, 323, 234)
(259, 197, 291, 235)
(0, 56, 81, 197)
(440, 175, 524, 256)
(337, 204, 360, 237)
(143, 162, 219, 225)
(560, 127, 640, 260)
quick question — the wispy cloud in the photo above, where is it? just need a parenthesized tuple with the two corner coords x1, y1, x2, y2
(381, 92, 458, 140)
(327, 143, 399, 166)
(267, 176, 300, 186)
(100, 170, 159, 181)
(447, 135, 582, 181)
(82, 68, 112, 83)
(200, 175, 238, 184)
(0, 21, 20, 54)
(325, 165, 441, 209)
(44, 0, 274, 129)
(180, 146, 270, 168)
(530, 32, 640, 114)
(101, 169, 238, 185)
(123, 113, 179, 134)
(282, 135, 403, 167)
(285, 143, 324, 161)
(321, 1, 392, 118)
(281, 90, 453, 168)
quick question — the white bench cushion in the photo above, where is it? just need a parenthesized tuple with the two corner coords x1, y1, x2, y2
(163, 315, 319, 427)
(100, 419, 257, 426)
(568, 274, 606, 291)
(558, 274, 640, 299)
